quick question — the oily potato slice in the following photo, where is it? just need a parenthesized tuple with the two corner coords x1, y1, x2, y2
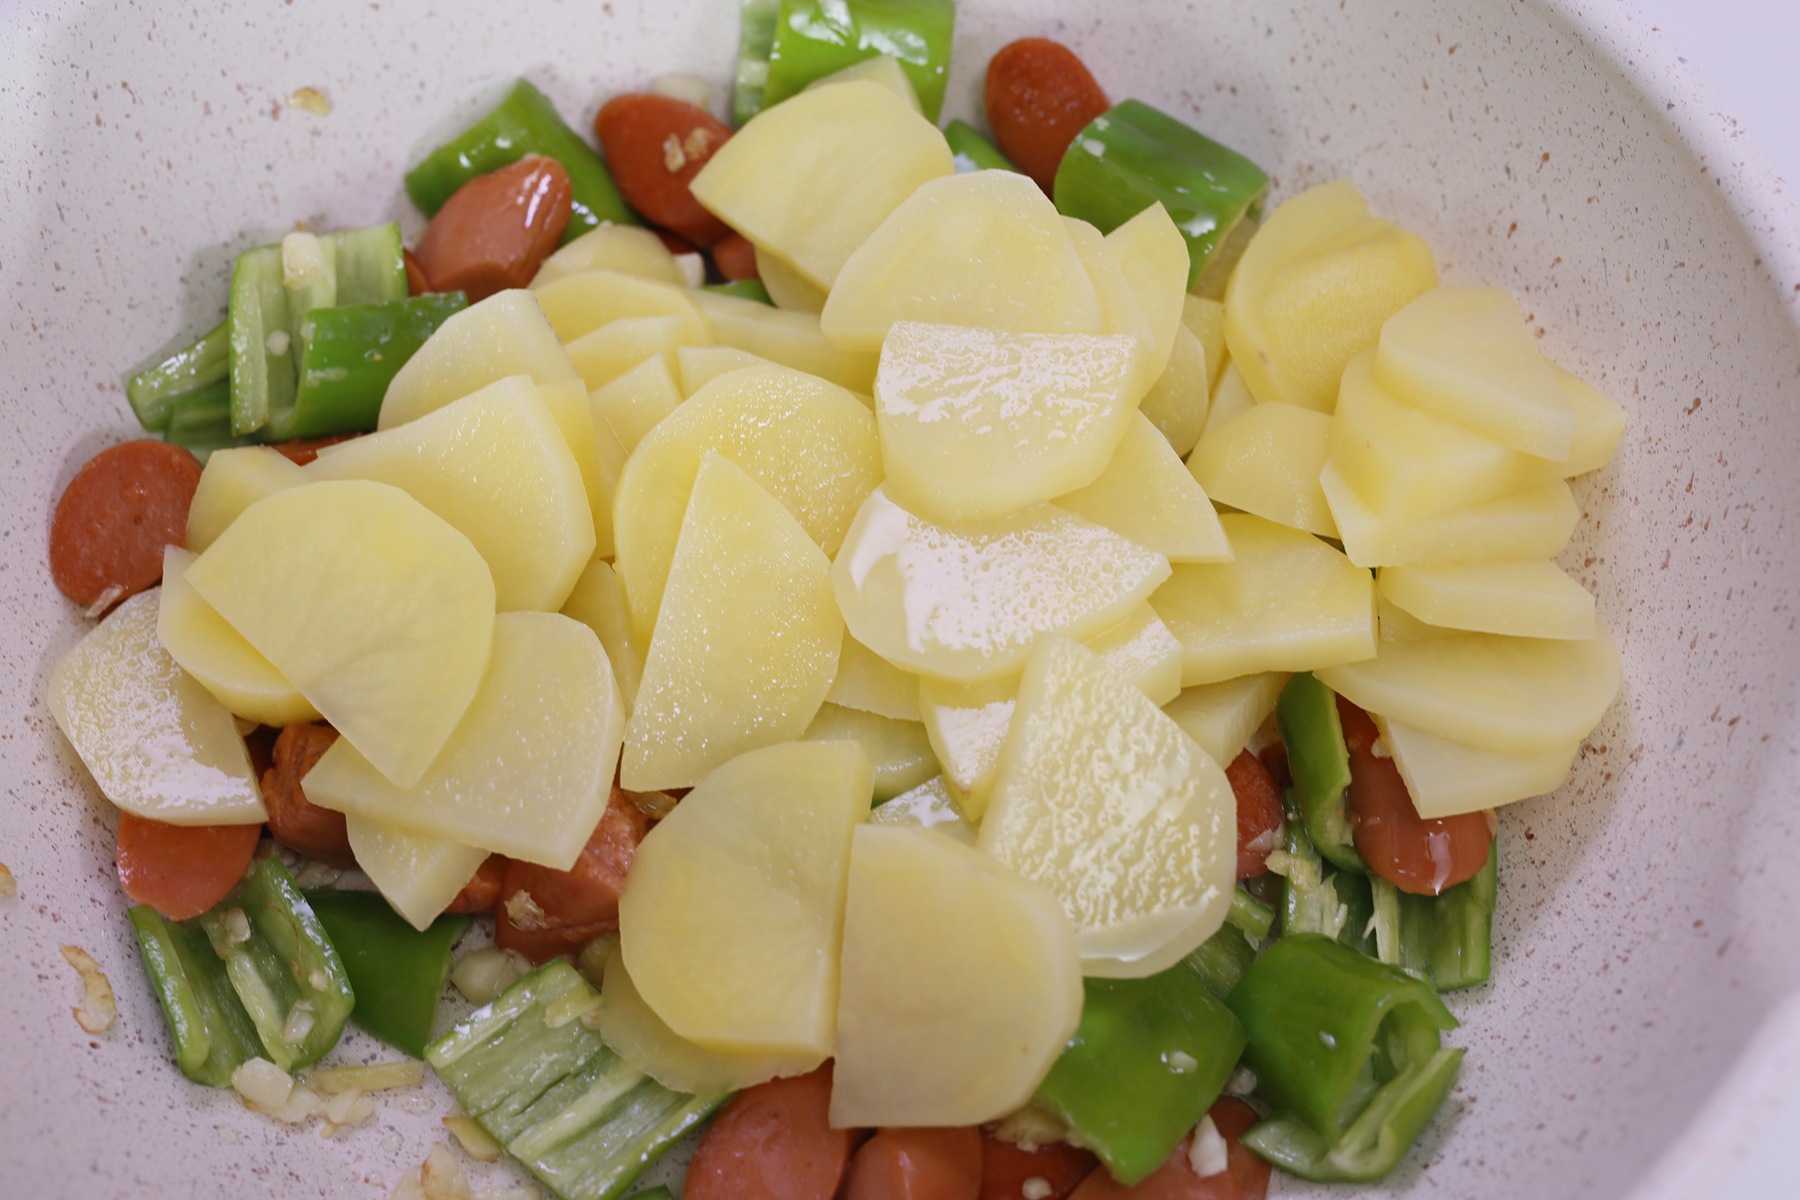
(184, 446, 305, 552)
(1182, 295, 1228, 391)
(623, 455, 842, 791)
(1320, 462, 1580, 569)
(1316, 623, 1621, 753)
(688, 290, 877, 394)
(916, 674, 1016, 823)
(832, 824, 1081, 1128)
(1372, 716, 1581, 819)
(691, 80, 952, 290)
(1162, 672, 1292, 768)
(530, 223, 686, 289)
(565, 313, 710, 392)
(531, 269, 708, 345)
(979, 636, 1236, 978)
(307, 375, 593, 612)
(821, 171, 1102, 351)
(620, 740, 873, 1056)
(675, 345, 770, 396)
(802, 703, 938, 802)
(589, 350, 683, 452)
(186, 480, 493, 788)
(47, 590, 266, 826)
(832, 487, 1171, 685)
(561, 559, 643, 715)
(1551, 363, 1629, 476)
(1202, 360, 1256, 439)
(614, 362, 880, 645)
(343, 817, 491, 932)
(379, 289, 579, 428)
(1188, 401, 1338, 538)
(157, 547, 318, 727)
(1137, 321, 1212, 460)
(1104, 202, 1190, 383)
(755, 244, 828, 313)
(1152, 513, 1375, 686)
(867, 776, 976, 845)
(1377, 560, 1597, 640)
(303, 612, 624, 869)
(827, 633, 921, 722)
(875, 322, 1143, 523)
(1059, 414, 1230, 564)
(1083, 604, 1185, 708)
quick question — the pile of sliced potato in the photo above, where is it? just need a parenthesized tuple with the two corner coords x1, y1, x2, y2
(47, 69, 1624, 1129)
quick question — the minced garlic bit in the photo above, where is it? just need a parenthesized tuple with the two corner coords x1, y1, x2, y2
(287, 86, 332, 116)
(544, 988, 601, 1030)
(1021, 1178, 1053, 1200)
(1261, 849, 1293, 878)
(282, 999, 317, 1045)
(990, 1104, 1072, 1152)
(1226, 1065, 1258, 1096)
(61, 944, 116, 1034)
(1186, 1115, 1229, 1179)
(265, 329, 291, 357)
(649, 73, 711, 109)
(661, 133, 688, 174)
(320, 1087, 377, 1137)
(222, 907, 253, 945)
(625, 789, 679, 821)
(503, 889, 548, 932)
(450, 945, 532, 1006)
(0, 860, 15, 897)
(1166, 1049, 1198, 1075)
(281, 229, 327, 290)
(419, 1143, 471, 1200)
(442, 1115, 503, 1162)
(231, 1058, 324, 1123)
(82, 584, 125, 619)
(305, 1059, 425, 1094)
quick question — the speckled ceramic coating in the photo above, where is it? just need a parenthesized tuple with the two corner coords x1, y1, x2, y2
(1, 2, 1795, 1197)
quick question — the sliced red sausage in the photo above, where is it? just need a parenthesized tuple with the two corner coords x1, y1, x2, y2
(1224, 750, 1283, 880)
(711, 232, 759, 282)
(984, 39, 1111, 193)
(684, 1065, 855, 1200)
(413, 155, 573, 303)
(595, 94, 734, 246)
(262, 723, 355, 867)
(402, 248, 431, 297)
(115, 812, 261, 920)
(494, 783, 648, 963)
(1065, 1098, 1268, 1200)
(843, 1126, 982, 1200)
(1337, 696, 1492, 896)
(268, 434, 358, 466)
(979, 1129, 1097, 1200)
(444, 854, 507, 916)
(49, 439, 202, 611)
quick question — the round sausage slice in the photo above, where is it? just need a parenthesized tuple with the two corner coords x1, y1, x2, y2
(115, 812, 261, 921)
(684, 1065, 855, 1200)
(261, 722, 355, 867)
(413, 155, 574, 303)
(49, 439, 202, 611)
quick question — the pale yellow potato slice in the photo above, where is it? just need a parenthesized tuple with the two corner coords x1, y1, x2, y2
(675, 345, 769, 396)
(1181, 294, 1227, 390)
(868, 775, 975, 844)
(1375, 287, 1573, 459)
(1316, 623, 1621, 753)
(598, 948, 820, 1097)
(689, 290, 878, 394)
(980, 637, 1236, 977)
(1202, 360, 1256, 439)
(157, 547, 318, 727)
(803, 703, 937, 801)
(590, 350, 682, 452)
(561, 559, 643, 715)
(916, 675, 1015, 822)
(802, 54, 922, 111)
(832, 487, 1171, 684)
(185, 446, 305, 552)
(1552, 363, 1629, 476)
(1378, 561, 1596, 640)
(692, 80, 952, 290)
(755, 245, 828, 313)
(623, 455, 843, 790)
(1065, 218, 1153, 384)
(1372, 716, 1580, 819)
(827, 633, 921, 722)
(1329, 351, 1550, 520)
(874, 322, 1142, 523)
(343, 817, 491, 932)
(380, 289, 579, 428)
(566, 314, 709, 392)
(578, 388, 631, 561)
(1163, 673, 1291, 768)
(1084, 603, 1184, 708)
(620, 740, 873, 1054)
(532, 269, 708, 345)
(1189, 401, 1337, 538)
(530, 224, 685, 289)
(1320, 462, 1580, 569)
(1152, 513, 1375, 686)
(1137, 322, 1211, 459)
(304, 612, 623, 868)
(185, 480, 494, 789)
(47, 590, 265, 826)
(820, 171, 1102, 351)
(832, 824, 1081, 1127)
(1057, 415, 1229, 563)
(1377, 595, 1456, 643)
(1104, 202, 1189, 383)
(307, 375, 593, 612)
(614, 363, 880, 644)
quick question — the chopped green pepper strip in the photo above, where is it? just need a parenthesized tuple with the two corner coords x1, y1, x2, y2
(733, 0, 782, 125)
(226, 244, 294, 436)
(1226, 885, 1276, 942)
(282, 292, 468, 440)
(1277, 672, 1364, 872)
(1280, 811, 1375, 956)
(1035, 964, 1247, 1186)
(305, 890, 469, 1059)
(327, 223, 408, 307)
(1178, 922, 1258, 1001)
(1052, 99, 1269, 290)
(128, 905, 264, 1087)
(944, 119, 1015, 174)
(1369, 833, 1497, 992)
(1240, 1047, 1464, 1182)
(404, 79, 635, 241)
(161, 380, 239, 463)
(126, 320, 229, 432)
(1227, 934, 1458, 1163)
(196, 858, 355, 1073)
(762, 0, 957, 123)
(703, 278, 774, 305)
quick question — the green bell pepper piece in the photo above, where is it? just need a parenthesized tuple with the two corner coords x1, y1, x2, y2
(1226, 885, 1276, 942)
(1178, 923, 1258, 1001)
(1368, 834, 1498, 992)
(733, 0, 782, 125)
(1280, 811, 1375, 955)
(1227, 934, 1458, 1170)
(1035, 965, 1247, 1185)
(944, 119, 1015, 174)
(404, 80, 634, 241)
(762, 0, 957, 123)
(285, 292, 468, 440)
(126, 320, 229, 432)
(305, 890, 469, 1059)
(161, 379, 239, 463)
(1277, 672, 1364, 872)
(128, 906, 265, 1087)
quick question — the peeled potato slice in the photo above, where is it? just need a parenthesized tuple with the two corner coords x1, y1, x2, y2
(1056, 413, 1231, 564)
(623, 454, 842, 791)
(157, 547, 318, 727)
(867, 776, 975, 845)
(1320, 462, 1579, 569)
(1551, 363, 1628, 476)
(1083, 603, 1184, 708)
(589, 351, 683, 452)
(1104, 202, 1190, 382)
(1136, 321, 1212, 459)
(802, 703, 937, 801)
(1378, 561, 1596, 640)
(827, 633, 921, 722)
(980, 637, 1236, 978)
(1188, 401, 1338, 538)
(689, 290, 878, 394)
(343, 817, 490, 932)
(561, 559, 643, 715)
(1162, 673, 1291, 768)
(916, 675, 1015, 823)
(532, 269, 708, 345)
(832, 487, 1172, 685)
(303, 612, 624, 870)
(184, 446, 305, 552)
(832, 824, 1081, 1127)
(379, 289, 579, 429)
(47, 590, 266, 826)
(184, 480, 495, 789)
(530, 224, 686, 289)
(1372, 717, 1581, 819)
(620, 740, 873, 1056)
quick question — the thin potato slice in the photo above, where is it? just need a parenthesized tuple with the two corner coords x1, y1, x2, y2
(530, 224, 686, 289)
(1083, 603, 1184, 707)
(561, 559, 643, 715)
(1181, 295, 1227, 391)
(184, 446, 306, 552)
(531, 270, 708, 345)
(1320, 462, 1580, 569)
(802, 703, 938, 801)
(590, 351, 683, 452)
(688, 290, 878, 394)
(916, 674, 1016, 822)
(565, 314, 709, 392)
(379, 289, 579, 429)
(1104, 202, 1190, 383)
(1372, 717, 1580, 819)
(827, 633, 921, 722)
(303, 612, 624, 869)
(1188, 401, 1337, 538)
(1056, 414, 1232, 564)
(1203, 360, 1255, 439)
(1378, 561, 1596, 640)
(157, 547, 318, 727)
(623, 455, 842, 791)
(675, 345, 769, 396)
(1162, 673, 1291, 768)
(185, 480, 494, 789)
(1137, 322, 1212, 459)
(1552, 363, 1628, 477)
(868, 776, 976, 845)
(755, 245, 828, 313)
(343, 817, 491, 932)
